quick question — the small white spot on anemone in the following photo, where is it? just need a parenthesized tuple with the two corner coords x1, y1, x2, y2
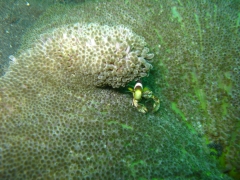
(9, 55, 17, 64)
(115, 42, 120, 51)
(102, 35, 109, 44)
(86, 38, 96, 47)
(126, 46, 131, 54)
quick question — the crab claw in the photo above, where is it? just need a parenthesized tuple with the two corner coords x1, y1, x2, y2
(142, 90, 160, 113)
(132, 99, 139, 108)
(136, 103, 148, 113)
(132, 99, 148, 113)
(152, 95, 160, 113)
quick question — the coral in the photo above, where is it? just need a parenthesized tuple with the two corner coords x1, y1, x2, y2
(0, 0, 239, 179)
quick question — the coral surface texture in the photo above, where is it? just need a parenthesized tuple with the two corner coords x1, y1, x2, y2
(0, 0, 239, 179)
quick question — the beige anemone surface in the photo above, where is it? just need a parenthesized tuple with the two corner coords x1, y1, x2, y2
(0, 0, 239, 179)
